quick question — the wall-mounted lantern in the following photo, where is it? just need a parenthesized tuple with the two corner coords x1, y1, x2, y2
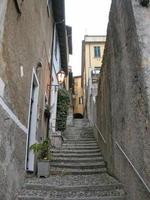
(57, 70, 65, 84)
(139, 0, 149, 7)
(47, 70, 65, 93)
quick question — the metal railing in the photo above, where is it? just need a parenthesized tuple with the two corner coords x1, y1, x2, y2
(90, 118, 150, 194)
(116, 141, 150, 194)
(94, 123, 107, 144)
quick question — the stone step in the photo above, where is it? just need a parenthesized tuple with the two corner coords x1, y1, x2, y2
(23, 174, 124, 188)
(52, 152, 102, 158)
(17, 189, 48, 200)
(18, 197, 125, 200)
(17, 186, 125, 200)
(51, 149, 101, 154)
(61, 146, 100, 150)
(63, 139, 97, 143)
(49, 161, 106, 169)
(50, 156, 104, 163)
(63, 142, 97, 146)
(62, 143, 98, 147)
(65, 136, 95, 140)
(50, 198, 126, 200)
(23, 183, 123, 192)
(48, 187, 125, 199)
(50, 167, 107, 175)
(65, 130, 94, 134)
(80, 134, 95, 137)
(62, 142, 98, 146)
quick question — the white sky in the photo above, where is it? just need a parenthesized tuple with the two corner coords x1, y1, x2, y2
(65, 0, 111, 76)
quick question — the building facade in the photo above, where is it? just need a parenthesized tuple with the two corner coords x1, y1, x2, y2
(81, 35, 106, 121)
(49, 25, 72, 134)
(73, 76, 83, 118)
(0, 0, 70, 199)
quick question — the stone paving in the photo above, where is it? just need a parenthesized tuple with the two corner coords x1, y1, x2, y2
(16, 119, 126, 200)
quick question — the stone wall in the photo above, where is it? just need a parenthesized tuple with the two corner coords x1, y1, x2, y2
(96, 0, 150, 199)
(0, 106, 26, 200)
(0, 0, 8, 48)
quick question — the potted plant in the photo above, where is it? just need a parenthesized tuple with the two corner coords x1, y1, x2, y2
(44, 104, 51, 119)
(30, 139, 51, 178)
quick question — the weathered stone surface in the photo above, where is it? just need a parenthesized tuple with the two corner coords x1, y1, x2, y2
(0, 0, 8, 49)
(16, 119, 125, 200)
(1, 0, 53, 135)
(24, 174, 120, 187)
(96, 0, 150, 199)
(0, 106, 26, 200)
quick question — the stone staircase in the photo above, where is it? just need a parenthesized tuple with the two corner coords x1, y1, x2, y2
(16, 119, 126, 200)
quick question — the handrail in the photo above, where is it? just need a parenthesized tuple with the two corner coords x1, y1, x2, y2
(90, 119, 150, 193)
(94, 123, 107, 144)
(89, 119, 107, 144)
(116, 141, 150, 193)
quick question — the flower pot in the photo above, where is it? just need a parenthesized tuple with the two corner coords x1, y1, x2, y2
(37, 160, 50, 178)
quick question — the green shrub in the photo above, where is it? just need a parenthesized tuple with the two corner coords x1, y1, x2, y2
(30, 139, 51, 160)
(56, 88, 70, 131)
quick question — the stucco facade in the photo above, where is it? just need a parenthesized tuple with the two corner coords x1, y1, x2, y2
(81, 35, 106, 119)
(73, 76, 83, 117)
(0, 0, 69, 199)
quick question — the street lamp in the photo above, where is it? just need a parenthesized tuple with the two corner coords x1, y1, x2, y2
(47, 70, 65, 92)
(57, 70, 65, 84)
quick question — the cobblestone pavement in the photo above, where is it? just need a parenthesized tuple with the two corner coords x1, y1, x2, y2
(16, 119, 126, 200)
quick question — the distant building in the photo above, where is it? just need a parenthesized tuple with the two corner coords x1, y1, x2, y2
(73, 76, 84, 118)
(81, 35, 106, 120)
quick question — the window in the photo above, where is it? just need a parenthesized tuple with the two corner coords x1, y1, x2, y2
(94, 46, 101, 58)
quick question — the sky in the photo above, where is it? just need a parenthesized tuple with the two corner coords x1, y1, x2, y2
(65, 0, 111, 76)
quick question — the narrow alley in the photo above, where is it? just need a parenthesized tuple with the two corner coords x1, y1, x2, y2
(0, 0, 150, 200)
(17, 119, 125, 200)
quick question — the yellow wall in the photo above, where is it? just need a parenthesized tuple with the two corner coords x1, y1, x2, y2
(73, 76, 83, 115)
(82, 36, 106, 116)
(85, 42, 105, 85)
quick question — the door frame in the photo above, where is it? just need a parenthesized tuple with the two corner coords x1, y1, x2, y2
(25, 68, 39, 171)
